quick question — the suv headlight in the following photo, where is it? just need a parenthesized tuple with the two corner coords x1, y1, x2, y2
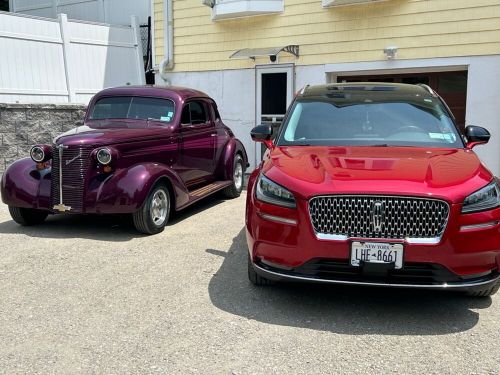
(462, 181, 500, 213)
(255, 174, 296, 208)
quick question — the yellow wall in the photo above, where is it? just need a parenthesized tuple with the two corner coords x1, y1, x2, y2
(154, 0, 500, 72)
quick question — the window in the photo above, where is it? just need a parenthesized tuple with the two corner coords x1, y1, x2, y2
(181, 101, 208, 125)
(279, 98, 463, 148)
(90, 96, 175, 122)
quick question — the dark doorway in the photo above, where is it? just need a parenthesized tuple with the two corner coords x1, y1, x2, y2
(338, 71, 468, 131)
(261, 73, 287, 116)
(0, 0, 9, 11)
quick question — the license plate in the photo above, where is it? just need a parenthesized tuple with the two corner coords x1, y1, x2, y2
(350, 242, 404, 269)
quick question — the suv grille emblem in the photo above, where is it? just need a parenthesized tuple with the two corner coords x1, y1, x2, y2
(371, 201, 385, 232)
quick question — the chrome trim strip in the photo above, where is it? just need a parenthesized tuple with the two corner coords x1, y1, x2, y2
(316, 233, 442, 245)
(405, 237, 441, 245)
(253, 263, 500, 289)
(259, 213, 297, 225)
(53, 144, 72, 212)
(460, 221, 500, 232)
(316, 233, 349, 241)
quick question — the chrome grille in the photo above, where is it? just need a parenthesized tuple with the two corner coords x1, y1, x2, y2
(309, 196, 449, 240)
(51, 145, 93, 213)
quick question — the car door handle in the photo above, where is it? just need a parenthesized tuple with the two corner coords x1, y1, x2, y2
(211, 133, 217, 137)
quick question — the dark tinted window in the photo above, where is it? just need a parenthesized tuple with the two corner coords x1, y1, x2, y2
(181, 101, 208, 125)
(90, 96, 175, 122)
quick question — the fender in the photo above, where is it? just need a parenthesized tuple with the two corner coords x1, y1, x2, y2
(215, 138, 250, 181)
(1, 158, 52, 210)
(85, 163, 190, 214)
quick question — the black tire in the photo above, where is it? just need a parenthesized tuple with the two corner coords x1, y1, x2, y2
(8, 206, 48, 226)
(132, 183, 171, 235)
(248, 254, 274, 286)
(222, 154, 244, 199)
(466, 283, 499, 298)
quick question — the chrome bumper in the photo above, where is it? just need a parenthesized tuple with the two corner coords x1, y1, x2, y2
(253, 262, 500, 290)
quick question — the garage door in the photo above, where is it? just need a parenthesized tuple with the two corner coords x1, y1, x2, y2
(337, 71, 468, 131)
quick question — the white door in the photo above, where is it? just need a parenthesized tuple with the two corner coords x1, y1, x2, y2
(255, 64, 294, 166)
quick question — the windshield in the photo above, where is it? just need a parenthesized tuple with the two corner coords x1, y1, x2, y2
(90, 96, 175, 123)
(278, 97, 463, 148)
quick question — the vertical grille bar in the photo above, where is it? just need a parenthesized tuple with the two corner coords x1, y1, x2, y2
(51, 145, 93, 213)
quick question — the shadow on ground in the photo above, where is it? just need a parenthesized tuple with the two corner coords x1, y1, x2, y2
(207, 228, 492, 336)
(0, 195, 224, 241)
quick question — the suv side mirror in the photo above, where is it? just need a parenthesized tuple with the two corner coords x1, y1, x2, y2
(465, 125, 490, 149)
(251, 124, 274, 149)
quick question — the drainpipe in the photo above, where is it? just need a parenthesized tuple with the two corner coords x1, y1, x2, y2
(159, 0, 174, 83)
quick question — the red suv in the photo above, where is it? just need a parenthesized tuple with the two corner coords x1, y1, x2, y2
(246, 83, 499, 297)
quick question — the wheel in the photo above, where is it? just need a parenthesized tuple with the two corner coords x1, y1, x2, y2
(248, 254, 274, 286)
(466, 283, 499, 298)
(132, 183, 171, 235)
(8, 206, 48, 226)
(222, 154, 244, 199)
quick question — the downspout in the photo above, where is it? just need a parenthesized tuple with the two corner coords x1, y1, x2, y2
(159, 0, 174, 83)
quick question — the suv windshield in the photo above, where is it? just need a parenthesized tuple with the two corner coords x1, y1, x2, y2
(90, 96, 175, 123)
(278, 96, 463, 148)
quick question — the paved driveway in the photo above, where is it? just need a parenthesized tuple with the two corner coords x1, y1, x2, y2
(0, 193, 498, 374)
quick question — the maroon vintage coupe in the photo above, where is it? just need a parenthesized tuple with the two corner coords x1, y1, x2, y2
(1, 86, 248, 234)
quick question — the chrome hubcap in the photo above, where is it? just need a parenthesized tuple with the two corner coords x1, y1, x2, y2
(234, 162, 243, 191)
(150, 189, 169, 226)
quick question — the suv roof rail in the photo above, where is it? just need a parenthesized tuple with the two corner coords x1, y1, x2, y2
(299, 84, 310, 95)
(416, 84, 438, 97)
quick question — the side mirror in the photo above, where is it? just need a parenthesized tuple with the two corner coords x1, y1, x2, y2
(251, 124, 274, 149)
(465, 125, 490, 148)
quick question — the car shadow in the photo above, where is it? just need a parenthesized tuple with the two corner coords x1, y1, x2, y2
(0, 195, 225, 241)
(207, 228, 493, 336)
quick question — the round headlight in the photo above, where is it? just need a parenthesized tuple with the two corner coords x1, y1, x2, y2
(30, 146, 45, 163)
(96, 148, 112, 165)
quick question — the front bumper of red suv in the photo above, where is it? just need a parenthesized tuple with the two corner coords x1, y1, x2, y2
(246, 174, 500, 292)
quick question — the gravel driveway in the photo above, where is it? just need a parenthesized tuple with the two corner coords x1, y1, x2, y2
(0, 193, 498, 374)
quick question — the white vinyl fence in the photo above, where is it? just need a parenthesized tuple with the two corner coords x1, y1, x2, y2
(9, 0, 150, 26)
(0, 11, 145, 104)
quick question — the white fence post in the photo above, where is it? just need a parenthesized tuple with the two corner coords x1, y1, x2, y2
(131, 15, 146, 85)
(58, 13, 76, 103)
(52, 0, 58, 18)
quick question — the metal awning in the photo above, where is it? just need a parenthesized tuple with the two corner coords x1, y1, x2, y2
(229, 45, 299, 60)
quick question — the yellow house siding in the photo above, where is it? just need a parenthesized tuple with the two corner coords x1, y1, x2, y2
(154, 0, 500, 72)
(154, 0, 164, 59)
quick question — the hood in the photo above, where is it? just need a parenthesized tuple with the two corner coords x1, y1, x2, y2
(54, 120, 176, 147)
(262, 146, 493, 204)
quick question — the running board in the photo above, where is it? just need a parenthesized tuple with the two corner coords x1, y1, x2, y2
(180, 180, 233, 210)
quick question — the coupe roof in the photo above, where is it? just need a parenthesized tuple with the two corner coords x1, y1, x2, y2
(93, 85, 211, 103)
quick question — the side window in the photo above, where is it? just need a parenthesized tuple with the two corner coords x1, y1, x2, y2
(190, 101, 207, 125)
(181, 101, 208, 126)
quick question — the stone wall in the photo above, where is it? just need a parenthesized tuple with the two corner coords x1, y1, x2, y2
(0, 103, 86, 173)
